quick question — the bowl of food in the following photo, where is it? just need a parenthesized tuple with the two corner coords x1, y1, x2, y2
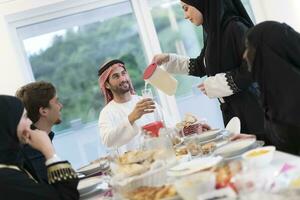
(174, 171, 216, 200)
(242, 146, 276, 168)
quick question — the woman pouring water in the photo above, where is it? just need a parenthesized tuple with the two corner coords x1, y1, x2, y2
(152, 0, 266, 141)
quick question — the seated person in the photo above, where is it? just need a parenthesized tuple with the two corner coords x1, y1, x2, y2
(16, 81, 63, 183)
(98, 59, 172, 154)
(243, 21, 300, 155)
(0, 95, 79, 200)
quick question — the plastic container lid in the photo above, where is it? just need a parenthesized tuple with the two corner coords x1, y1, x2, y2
(143, 63, 157, 80)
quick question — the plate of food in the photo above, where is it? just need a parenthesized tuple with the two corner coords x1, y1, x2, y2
(213, 138, 256, 158)
(242, 146, 275, 168)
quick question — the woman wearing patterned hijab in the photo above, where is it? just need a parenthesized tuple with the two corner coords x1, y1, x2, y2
(153, 0, 265, 140)
(0, 95, 79, 200)
(244, 21, 300, 155)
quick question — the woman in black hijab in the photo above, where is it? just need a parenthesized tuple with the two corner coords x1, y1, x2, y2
(0, 95, 79, 200)
(243, 21, 300, 155)
(153, 0, 265, 139)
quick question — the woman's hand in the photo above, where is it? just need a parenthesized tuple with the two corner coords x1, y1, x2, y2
(25, 128, 56, 160)
(198, 83, 207, 95)
(152, 54, 170, 65)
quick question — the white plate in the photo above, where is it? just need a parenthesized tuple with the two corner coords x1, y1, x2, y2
(78, 176, 104, 195)
(78, 162, 100, 171)
(80, 181, 110, 199)
(167, 156, 222, 177)
(77, 160, 109, 175)
(184, 129, 221, 143)
(225, 117, 241, 134)
(202, 129, 222, 135)
(214, 138, 256, 158)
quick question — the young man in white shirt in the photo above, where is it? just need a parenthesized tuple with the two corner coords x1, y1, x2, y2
(98, 59, 168, 153)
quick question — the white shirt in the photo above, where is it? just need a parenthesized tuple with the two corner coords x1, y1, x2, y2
(98, 95, 168, 154)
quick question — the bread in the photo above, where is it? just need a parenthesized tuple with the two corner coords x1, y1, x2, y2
(117, 150, 155, 165)
(116, 163, 150, 177)
(126, 185, 177, 200)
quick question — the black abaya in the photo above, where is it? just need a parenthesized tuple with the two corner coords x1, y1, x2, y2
(245, 21, 300, 155)
(181, 0, 265, 139)
(0, 95, 79, 200)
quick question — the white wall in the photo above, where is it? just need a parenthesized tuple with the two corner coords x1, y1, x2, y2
(250, 0, 300, 32)
(0, 0, 64, 95)
(0, 16, 25, 95)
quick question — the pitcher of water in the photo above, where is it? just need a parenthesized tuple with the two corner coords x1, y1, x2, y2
(143, 63, 177, 96)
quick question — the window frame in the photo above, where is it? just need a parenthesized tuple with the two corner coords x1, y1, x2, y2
(6, 0, 181, 129)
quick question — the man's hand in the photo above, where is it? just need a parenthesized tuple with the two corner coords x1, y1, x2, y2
(151, 54, 170, 66)
(128, 98, 155, 125)
(25, 128, 56, 160)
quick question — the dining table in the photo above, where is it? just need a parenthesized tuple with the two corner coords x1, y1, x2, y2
(79, 150, 300, 200)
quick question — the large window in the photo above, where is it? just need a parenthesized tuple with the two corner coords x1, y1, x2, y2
(19, 2, 147, 133)
(17, 1, 149, 168)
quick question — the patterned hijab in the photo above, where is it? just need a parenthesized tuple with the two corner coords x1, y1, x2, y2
(0, 95, 24, 166)
(98, 59, 135, 104)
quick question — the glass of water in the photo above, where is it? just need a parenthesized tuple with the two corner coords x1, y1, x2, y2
(141, 88, 153, 99)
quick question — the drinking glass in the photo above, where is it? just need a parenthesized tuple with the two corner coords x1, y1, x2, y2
(141, 88, 153, 99)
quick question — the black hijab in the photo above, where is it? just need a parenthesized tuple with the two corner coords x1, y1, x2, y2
(0, 95, 24, 166)
(181, 0, 253, 75)
(245, 21, 300, 125)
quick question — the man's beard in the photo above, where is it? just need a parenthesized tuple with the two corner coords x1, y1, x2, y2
(112, 81, 131, 94)
(54, 118, 62, 125)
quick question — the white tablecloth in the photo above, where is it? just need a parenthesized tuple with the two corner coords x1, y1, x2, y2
(81, 151, 300, 200)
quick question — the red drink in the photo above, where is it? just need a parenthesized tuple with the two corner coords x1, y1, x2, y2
(142, 121, 164, 137)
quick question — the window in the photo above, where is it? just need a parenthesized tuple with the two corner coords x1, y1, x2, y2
(18, 1, 149, 168)
(20, 2, 147, 132)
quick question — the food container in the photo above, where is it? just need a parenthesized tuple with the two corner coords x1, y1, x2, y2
(110, 162, 173, 194)
(174, 171, 216, 200)
(242, 146, 276, 168)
